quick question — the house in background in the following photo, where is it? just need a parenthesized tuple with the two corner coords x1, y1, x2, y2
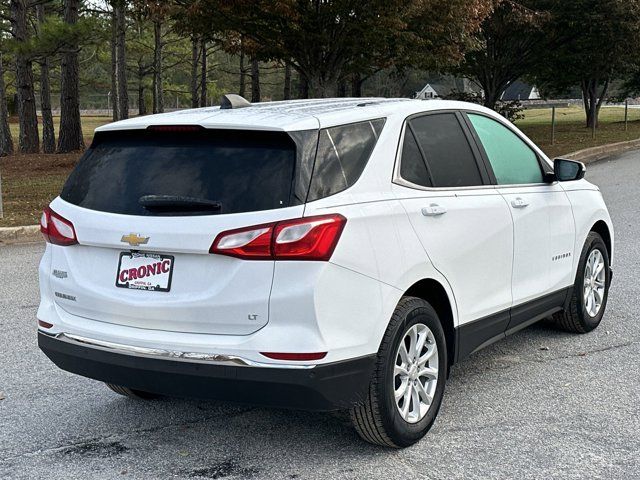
(415, 84, 438, 99)
(501, 80, 541, 101)
(414, 77, 479, 100)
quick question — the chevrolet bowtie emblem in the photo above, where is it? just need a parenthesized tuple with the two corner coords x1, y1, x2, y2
(121, 233, 149, 247)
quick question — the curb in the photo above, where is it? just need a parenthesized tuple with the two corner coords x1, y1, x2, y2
(0, 225, 41, 246)
(563, 138, 640, 164)
(1, 137, 639, 247)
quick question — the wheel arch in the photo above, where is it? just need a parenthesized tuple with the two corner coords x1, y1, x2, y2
(590, 220, 612, 260)
(404, 279, 457, 369)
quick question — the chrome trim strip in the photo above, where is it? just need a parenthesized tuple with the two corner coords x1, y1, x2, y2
(40, 331, 316, 369)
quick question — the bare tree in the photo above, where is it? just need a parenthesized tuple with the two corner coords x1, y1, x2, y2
(10, 0, 39, 153)
(36, 3, 55, 153)
(0, 52, 14, 157)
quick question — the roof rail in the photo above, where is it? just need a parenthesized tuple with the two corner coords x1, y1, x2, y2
(220, 94, 252, 110)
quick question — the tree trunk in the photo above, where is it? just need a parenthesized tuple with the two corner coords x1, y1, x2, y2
(57, 0, 84, 153)
(581, 78, 608, 129)
(351, 74, 363, 97)
(110, 10, 119, 121)
(239, 48, 246, 98)
(283, 62, 291, 100)
(251, 57, 260, 102)
(199, 38, 207, 107)
(152, 20, 164, 114)
(337, 78, 347, 97)
(115, 0, 128, 119)
(138, 64, 146, 116)
(10, 0, 40, 153)
(39, 59, 55, 153)
(297, 72, 309, 99)
(37, 4, 55, 153)
(191, 37, 199, 108)
(482, 86, 501, 110)
(0, 53, 14, 157)
(307, 75, 338, 98)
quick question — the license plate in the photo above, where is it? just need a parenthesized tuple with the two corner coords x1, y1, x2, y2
(116, 252, 174, 292)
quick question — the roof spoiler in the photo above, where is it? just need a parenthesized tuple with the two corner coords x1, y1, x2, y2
(220, 94, 252, 110)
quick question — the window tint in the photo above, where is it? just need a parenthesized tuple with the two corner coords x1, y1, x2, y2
(468, 114, 543, 185)
(61, 130, 297, 216)
(400, 128, 431, 187)
(409, 113, 483, 188)
(307, 119, 385, 201)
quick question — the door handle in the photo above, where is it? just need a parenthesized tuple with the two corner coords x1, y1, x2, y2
(422, 204, 447, 217)
(510, 197, 529, 208)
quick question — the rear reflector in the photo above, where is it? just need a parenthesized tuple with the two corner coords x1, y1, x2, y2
(38, 320, 53, 329)
(210, 214, 346, 261)
(40, 207, 78, 246)
(260, 352, 327, 361)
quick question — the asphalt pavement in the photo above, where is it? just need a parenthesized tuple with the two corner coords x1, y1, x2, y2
(1, 151, 639, 479)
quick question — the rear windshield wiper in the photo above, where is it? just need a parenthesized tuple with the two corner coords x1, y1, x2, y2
(139, 195, 222, 213)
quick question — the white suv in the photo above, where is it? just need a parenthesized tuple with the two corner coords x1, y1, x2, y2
(37, 97, 613, 447)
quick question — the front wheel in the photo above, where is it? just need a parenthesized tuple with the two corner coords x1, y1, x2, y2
(350, 297, 447, 448)
(552, 232, 611, 333)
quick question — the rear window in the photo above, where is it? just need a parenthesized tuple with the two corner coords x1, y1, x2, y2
(61, 129, 298, 216)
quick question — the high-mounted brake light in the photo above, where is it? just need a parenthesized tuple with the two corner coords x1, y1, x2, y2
(40, 207, 78, 246)
(147, 125, 204, 133)
(210, 214, 346, 261)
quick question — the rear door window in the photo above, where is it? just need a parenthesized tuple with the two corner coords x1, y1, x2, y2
(306, 119, 385, 201)
(409, 113, 483, 188)
(61, 129, 298, 216)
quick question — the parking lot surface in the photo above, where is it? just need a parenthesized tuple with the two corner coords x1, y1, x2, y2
(1, 151, 639, 479)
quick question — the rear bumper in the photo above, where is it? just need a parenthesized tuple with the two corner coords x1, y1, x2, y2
(38, 332, 376, 411)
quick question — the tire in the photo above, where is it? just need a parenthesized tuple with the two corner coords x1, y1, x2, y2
(552, 232, 611, 333)
(350, 296, 447, 448)
(105, 383, 161, 400)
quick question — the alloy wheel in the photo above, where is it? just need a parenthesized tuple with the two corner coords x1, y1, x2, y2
(583, 248, 606, 317)
(393, 323, 439, 424)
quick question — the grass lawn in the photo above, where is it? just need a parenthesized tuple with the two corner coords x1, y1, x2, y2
(2, 116, 110, 227)
(8, 115, 110, 146)
(516, 105, 640, 159)
(1, 107, 640, 227)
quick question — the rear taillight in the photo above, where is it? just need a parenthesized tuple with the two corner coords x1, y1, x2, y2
(40, 207, 78, 246)
(210, 214, 346, 261)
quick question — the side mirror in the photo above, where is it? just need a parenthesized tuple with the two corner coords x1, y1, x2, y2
(553, 158, 586, 182)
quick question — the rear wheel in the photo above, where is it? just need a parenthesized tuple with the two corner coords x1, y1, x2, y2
(350, 297, 447, 448)
(105, 383, 161, 400)
(552, 232, 611, 333)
